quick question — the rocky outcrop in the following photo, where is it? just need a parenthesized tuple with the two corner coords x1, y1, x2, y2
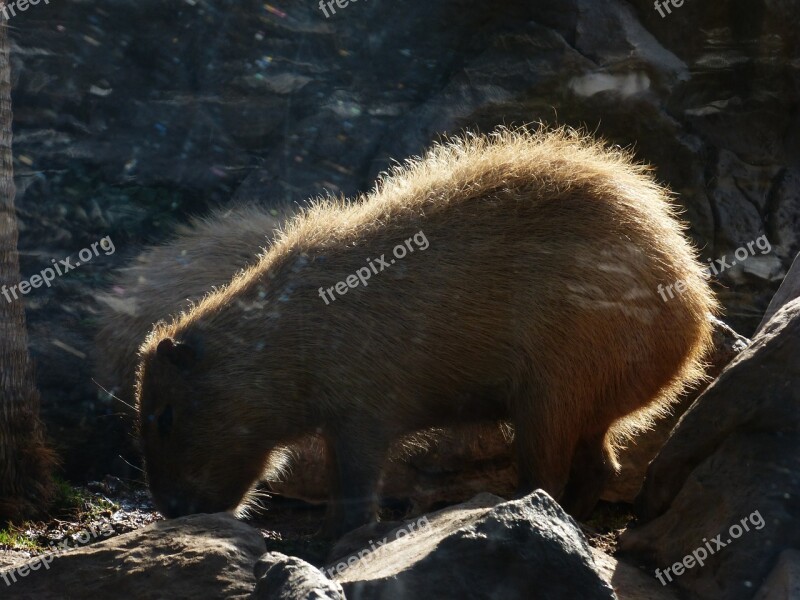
(591, 549, 680, 600)
(324, 491, 616, 600)
(754, 550, 800, 600)
(253, 553, 345, 600)
(755, 252, 800, 336)
(0, 514, 265, 599)
(0, 494, 629, 599)
(621, 256, 800, 600)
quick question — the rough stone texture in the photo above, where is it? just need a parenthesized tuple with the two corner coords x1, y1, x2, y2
(253, 552, 345, 600)
(325, 491, 616, 600)
(7, 0, 798, 478)
(0, 513, 265, 599)
(621, 297, 800, 600)
(754, 550, 800, 600)
(755, 252, 800, 336)
(591, 549, 680, 600)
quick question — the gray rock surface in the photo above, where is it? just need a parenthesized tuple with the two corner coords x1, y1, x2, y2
(755, 252, 800, 336)
(591, 549, 680, 600)
(0, 513, 265, 599)
(754, 549, 800, 600)
(326, 491, 616, 600)
(252, 552, 345, 600)
(622, 294, 800, 599)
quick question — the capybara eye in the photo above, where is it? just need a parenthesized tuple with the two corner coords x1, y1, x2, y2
(158, 405, 173, 437)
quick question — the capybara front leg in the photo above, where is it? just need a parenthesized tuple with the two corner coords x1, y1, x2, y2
(322, 435, 344, 538)
(560, 434, 614, 520)
(326, 425, 388, 537)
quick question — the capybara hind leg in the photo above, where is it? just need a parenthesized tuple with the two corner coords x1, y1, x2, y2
(512, 394, 573, 501)
(515, 436, 572, 501)
(560, 435, 614, 520)
(325, 425, 388, 537)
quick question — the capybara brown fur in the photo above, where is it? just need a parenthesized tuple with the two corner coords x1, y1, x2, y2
(95, 204, 289, 410)
(136, 127, 718, 535)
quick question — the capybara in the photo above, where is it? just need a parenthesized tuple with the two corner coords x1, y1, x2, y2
(95, 204, 289, 410)
(136, 127, 717, 535)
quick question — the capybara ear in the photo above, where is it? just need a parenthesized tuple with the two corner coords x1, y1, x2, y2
(156, 338, 197, 370)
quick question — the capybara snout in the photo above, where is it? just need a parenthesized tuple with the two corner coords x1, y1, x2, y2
(137, 127, 717, 534)
(138, 338, 278, 517)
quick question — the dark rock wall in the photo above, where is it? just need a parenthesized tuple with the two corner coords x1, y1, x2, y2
(7, 0, 799, 477)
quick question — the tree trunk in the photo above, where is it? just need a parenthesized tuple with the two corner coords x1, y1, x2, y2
(0, 22, 54, 523)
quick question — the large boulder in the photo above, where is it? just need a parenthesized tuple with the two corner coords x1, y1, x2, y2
(621, 257, 800, 600)
(325, 491, 616, 600)
(0, 514, 265, 599)
(755, 252, 800, 336)
(252, 552, 346, 600)
(754, 549, 800, 600)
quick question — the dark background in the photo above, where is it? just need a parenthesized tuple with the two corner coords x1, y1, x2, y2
(7, 0, 799, 479)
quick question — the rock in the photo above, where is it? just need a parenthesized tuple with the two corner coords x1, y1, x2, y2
(325, 491, 616, 600)
(253, 552, 345, 600)
(635, 256, 800, 520)
(754, 549, 800, 600)
(591, 549, 680, 600)
(0, 514, 265, 599)
(755, 252, 800, 335)
(620, 296, 800, 599)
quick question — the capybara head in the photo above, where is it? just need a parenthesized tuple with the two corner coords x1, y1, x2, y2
(137, 335, 274, 517)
